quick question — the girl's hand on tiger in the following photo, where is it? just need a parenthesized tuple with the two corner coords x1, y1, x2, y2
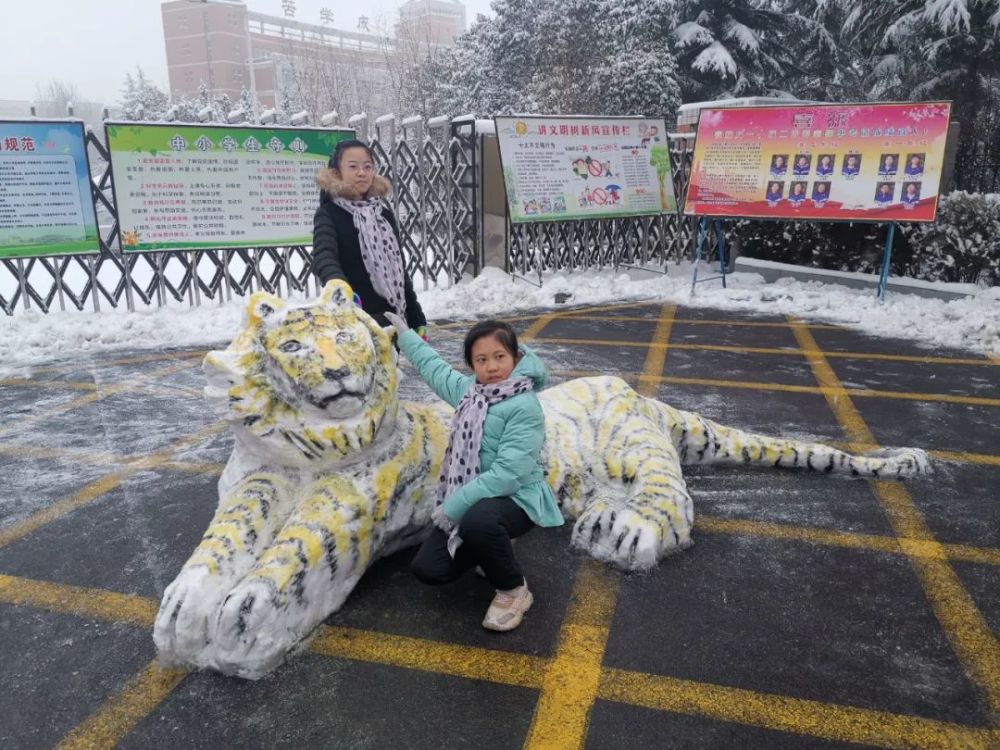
(384, 311, 409, 335)
(431, 504, 453, 532)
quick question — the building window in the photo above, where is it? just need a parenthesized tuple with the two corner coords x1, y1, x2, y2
(233, 69, 244, 83)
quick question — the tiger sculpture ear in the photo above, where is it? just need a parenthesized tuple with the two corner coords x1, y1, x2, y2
(246, 292, 286, 325)
(319, 280, 352, 310)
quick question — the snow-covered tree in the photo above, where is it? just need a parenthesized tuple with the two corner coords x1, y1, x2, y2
(429, 0, 680, 118)
(672, 0, 833, 101)
(119, 67, 170, 120)
(839, 0, 1000, 190)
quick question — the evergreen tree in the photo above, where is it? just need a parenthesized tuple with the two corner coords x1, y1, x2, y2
(119, 67, 170, 120)
(839, 0, 1000, 190)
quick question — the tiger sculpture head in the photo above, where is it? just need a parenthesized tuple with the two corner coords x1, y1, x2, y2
(204, 280, 399, 468)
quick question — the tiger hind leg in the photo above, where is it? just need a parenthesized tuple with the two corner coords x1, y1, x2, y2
(570, 402, 694, 571)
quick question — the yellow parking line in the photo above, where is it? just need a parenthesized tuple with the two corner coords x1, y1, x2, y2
(19, 350, 206, 378)
(0, 442, 122, 467)
(524, 560, 619, 749)
(0, 421, 226, 550)
(311, 625, 546, 688)
(0, 359, 201, 441)
(521, 313, 557, 341)
(695, 516, 1000, 567)
(56, 660, 189, 750)
(790, 318, 1000, 718)
(927, 449, 1000, 467)
(4, 574, 997, 749)
(432, 301, 660, 329)
(598, 668, 1000, 749)
(0, 574, 158, 627)
(535, 336, 799, 358)
(0, 378, 98, 391)
(0, 471, 130, 550)
(638, 303, 676, 397)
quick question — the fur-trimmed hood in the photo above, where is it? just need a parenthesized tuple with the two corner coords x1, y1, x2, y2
(316, 168, 392, 201)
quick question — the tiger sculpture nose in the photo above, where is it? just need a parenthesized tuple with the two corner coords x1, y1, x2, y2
(323, 366, 351, 381)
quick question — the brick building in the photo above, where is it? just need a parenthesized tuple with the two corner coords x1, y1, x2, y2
(161, 0, 465, 115)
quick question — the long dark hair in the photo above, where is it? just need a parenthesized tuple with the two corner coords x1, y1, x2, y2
(320, 139, 375, 204)
(463, 320, 519, 367)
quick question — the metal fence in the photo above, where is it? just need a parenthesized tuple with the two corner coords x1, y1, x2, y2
(0, 118, 695, 316)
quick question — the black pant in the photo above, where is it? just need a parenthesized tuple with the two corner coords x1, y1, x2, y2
(411, 497, 534, 591)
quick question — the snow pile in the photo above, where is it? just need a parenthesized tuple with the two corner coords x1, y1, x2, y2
(1, 263, 997, 378)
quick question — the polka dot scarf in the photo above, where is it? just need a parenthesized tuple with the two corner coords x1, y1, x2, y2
(332, 196, 407, 320)
(439, 376, 534, 502)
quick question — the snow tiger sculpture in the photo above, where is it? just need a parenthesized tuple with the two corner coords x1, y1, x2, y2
(154, 280, 931, 678)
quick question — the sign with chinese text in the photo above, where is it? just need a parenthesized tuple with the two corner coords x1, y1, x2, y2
(0, 120, 100, 259)
(683, 102, 951, 223)
(494, 116, 677, 223)
(106, 123, 354, 251)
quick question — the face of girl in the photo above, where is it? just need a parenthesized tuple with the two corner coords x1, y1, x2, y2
(470, 333, 519, 384)
(880, 185, 891, 194)
(774, 156, 784, 167)
(338, 147, 375, 195)
(821, 156, 831, 166)
(910, 156, 921, 167)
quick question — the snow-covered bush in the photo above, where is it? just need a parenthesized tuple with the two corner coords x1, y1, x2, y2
(730, 191, 1000, 285)
(902, 191, 1000, 285)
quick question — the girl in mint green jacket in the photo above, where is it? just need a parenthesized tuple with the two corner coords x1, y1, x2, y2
(385, 314, 563, 632)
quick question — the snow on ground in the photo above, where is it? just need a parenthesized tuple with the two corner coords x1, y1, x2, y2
(0, 262, 997, 378)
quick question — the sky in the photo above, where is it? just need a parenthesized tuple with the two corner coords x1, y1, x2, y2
(0, 0, 493, 106)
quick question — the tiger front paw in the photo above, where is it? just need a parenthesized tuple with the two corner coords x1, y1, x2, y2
(212, 579, 293, 678)
(153, 567, 228, 666)
(572, 505, 661, 571)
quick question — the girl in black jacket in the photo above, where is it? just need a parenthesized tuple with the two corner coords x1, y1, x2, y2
(312, 140, 427, 336)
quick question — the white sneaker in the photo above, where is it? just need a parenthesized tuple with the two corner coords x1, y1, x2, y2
(482, 583, 533, 631)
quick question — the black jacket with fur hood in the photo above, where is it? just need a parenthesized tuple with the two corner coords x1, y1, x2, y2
(312, 169, 426, 329)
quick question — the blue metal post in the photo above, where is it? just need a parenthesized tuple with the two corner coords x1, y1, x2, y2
(877, 222, 896, 302)
(714, 218, 727, 289)
(690, 216, 709, 295)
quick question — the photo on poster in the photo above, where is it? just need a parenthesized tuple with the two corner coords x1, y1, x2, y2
(769, 154, 788, 176)
(878, 153, 899, 177)
(765, 181, 785, 205)
(792, 154, 811, 176)
(816, 154, 835, 176)
(842, 152, 862, 177)
(874, 181, 896, 205)
(788, 181, 808, 205)
(811, 181, 831, 205)
(905, 153, 925, 177)
(901, 181, 921, 206)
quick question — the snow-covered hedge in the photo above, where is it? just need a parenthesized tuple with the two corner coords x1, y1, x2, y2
(731, 192, 1000, 286)
(903, 192, 1000, 286)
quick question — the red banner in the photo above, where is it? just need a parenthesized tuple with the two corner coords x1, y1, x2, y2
(683, 102, 951, 223)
